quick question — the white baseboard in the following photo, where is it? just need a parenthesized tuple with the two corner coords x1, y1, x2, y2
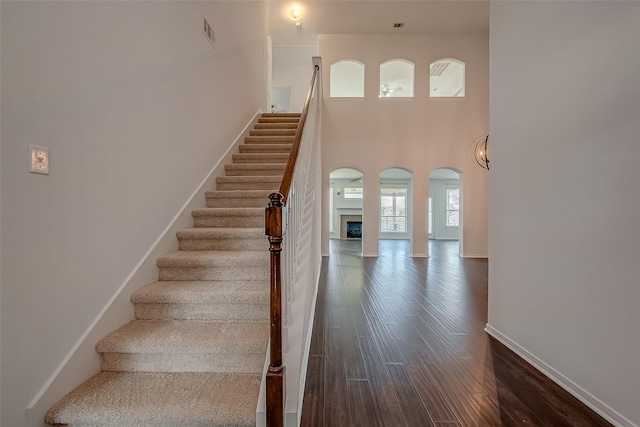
(485, 324, 636, 427)
(461, 254, 488, 259)
(411, 253, 429, 258)
(362, 252, 379, 257)
(27, 111, 262, 424)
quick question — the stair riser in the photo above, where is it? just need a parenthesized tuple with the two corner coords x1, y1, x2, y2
(232, 158, 288, 165)
(134, 303, 269, 321)
(249, 130, 296, 137)
(254, 123, 297, 129)
(193, 216, 264, 228)
(158, 266, 268, 281)
(178, 238, 267, 251)
(216, 182, 280, 191)
(224, 167, 284, 176)
(244, 137, 294, 144)
(258, 118, 299, 123)
(239, 145, 293, 154)
(100, 353, 264, 374)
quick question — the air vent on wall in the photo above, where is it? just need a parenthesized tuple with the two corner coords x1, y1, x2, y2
(203, 18, 215, 49)
(430, 62, 450, 77)
(393, 23, 404, 28)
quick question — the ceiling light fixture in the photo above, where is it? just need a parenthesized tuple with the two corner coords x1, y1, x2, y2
(289, 8, 301, 21)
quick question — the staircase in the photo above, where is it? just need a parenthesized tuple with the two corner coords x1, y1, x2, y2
(45, 113, 300, 427)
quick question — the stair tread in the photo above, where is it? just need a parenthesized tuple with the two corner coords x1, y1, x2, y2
(97, 320, 268, 354)
(45, 371, 260, 426)
(132, 281, 268, 304)
(216, 175, 282, 182)
(191, 207, 263, 217)
(177, 227, 264, 239)
(206, 189, 274, 198)
(261, 113, 300, 117)
(157, 250, 269, 268)
(225, 163, 286, 168)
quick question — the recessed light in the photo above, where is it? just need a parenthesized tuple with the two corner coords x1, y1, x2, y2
(394, 23, 404, 28)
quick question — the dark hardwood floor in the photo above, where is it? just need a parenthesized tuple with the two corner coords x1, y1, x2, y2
(300, 239, 611, 427)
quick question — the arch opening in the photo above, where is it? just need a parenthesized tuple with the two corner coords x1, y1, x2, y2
(330, 60, 365, 98)
(430, 58, 465, 97)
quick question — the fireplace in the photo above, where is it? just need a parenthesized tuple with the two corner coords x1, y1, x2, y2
(340, 214, 363, 239)
(346, 221, 362, 238)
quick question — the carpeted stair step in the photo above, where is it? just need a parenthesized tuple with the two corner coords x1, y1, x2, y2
(191, 207, 264, 228)
(224, 163, 285, 176)
(244, 135, 295, 144)
(177, 228, 267, 251)
(132, 281, 269, 321)
(249, 129, 296, 137)
(96, 320, 268, 373)
(262, 113, 300, 117)
(257, 117, 300, 124)
(232, 153, 289, 164)
(45, 371, 261, 426)
(216, 176, 281, 191)
(239, 143, 293, 154)
(254, 122, 298, 130)
(205, 189, 273, 208)
(157, 250, 269, 281)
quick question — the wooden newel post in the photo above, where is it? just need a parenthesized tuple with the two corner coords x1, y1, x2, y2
(265, 192, 285, 427)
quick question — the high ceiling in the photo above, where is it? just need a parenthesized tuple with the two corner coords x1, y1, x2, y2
(268, 0, 489, 58)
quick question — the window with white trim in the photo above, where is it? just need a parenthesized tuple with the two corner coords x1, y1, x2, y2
(344, 187, 363, 199)
(329, 188, 334, 232)
(446, 188, 460, 227)
(380, 188, 407, 232)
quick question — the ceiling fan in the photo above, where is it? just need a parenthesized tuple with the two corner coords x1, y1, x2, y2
(380, 84, 403, 97)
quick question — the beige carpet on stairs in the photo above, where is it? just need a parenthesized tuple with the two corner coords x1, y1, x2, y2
(45, 113, 300, 427)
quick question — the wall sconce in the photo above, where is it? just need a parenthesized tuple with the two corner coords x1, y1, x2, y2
(470, 133, 490, 171)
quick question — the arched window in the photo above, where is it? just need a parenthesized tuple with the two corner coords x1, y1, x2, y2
(330, 60, 365, 98)
(430, 58, 465, 97)
(379, 60, 414, 98)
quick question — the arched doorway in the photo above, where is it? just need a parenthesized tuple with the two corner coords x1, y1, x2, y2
(379, 168, 413, 255)
(429, 168, 462, 256)
(329, 168, 364, 255)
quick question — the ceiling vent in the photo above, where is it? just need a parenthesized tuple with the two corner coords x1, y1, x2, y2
(430, 62, 450, 77)
(393, 23, 404, 28)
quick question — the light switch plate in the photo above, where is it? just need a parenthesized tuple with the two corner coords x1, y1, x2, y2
(29, 145, 50, 175)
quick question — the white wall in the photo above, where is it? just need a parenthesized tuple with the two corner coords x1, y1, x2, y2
(272, 55, 318, 113)
(0, 2, 267, 426)
(319, 33, 489, 257)
(489, 2, 640, 426)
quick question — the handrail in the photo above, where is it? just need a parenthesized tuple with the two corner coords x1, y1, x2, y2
(278, 64, 319, 205)
(265, 62, 320, 427)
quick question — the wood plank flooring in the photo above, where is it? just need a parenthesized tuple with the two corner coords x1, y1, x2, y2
(300, 239, 611, 427)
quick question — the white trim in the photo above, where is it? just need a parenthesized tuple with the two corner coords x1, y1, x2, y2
(362, 252, 379, 257)
(411, 253, 429, 258)
(27, 110, 262, 411)
(461, 254, 488, 259)
(485, 324, 636, 427)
